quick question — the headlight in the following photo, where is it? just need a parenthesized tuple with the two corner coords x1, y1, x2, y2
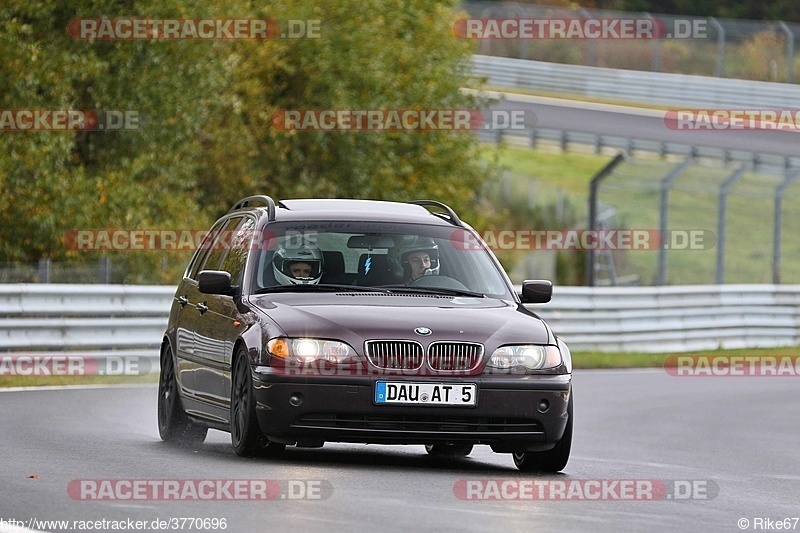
(487, 345, 562, 371)
(267, 337, 357, 364)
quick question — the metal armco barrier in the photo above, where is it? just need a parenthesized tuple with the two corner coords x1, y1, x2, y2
(535, 284, 800, 352)
(1, 285, 798, 362)
(472, 55, 800, 109)
(0, 285, 174, 374)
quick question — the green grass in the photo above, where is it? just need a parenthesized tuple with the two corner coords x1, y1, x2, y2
(573, 346, 800, 369)
(0, 347, 796, 387)
(484, 144, 610, 201)
(481, 143, 800, 285)
(483, 85, 676, 111)
(0, 373, 158, 388)
(598, 164, 795, 285)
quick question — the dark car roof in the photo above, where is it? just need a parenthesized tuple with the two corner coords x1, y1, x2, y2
(251, 199, 457, 226)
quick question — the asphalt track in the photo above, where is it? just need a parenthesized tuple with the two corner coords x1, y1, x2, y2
(1, 370, 798, 532)
(487, 92, 800, 158)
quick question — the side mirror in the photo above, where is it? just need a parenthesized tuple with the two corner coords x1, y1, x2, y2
(520, 280, 552, 304)
(198, 270, 233, 295)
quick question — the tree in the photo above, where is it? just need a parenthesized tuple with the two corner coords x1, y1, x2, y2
(194, 0, 500, 224)
(1, 0, 501, 282)
(0, 0, 227, 281)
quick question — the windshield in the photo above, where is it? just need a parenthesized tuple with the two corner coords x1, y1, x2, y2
(248, 221, 514, 299)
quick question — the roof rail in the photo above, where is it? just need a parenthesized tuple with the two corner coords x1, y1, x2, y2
(228, 195, 277, 221)
(409, 200, 463, 227)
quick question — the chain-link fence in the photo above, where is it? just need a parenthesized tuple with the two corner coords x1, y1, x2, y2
(460, 2, 800, 83)
(0, 258, 130, 284)
(588, 156, 800, 286)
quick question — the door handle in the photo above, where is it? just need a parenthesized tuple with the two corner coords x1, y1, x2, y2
(197, 302, 209, 314)
(177, 295, 188, 307)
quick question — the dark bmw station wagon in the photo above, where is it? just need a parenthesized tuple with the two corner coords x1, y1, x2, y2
(158, 196, 573, 471)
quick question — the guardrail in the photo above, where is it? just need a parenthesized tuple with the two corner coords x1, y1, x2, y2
(540, 284, 800, 352)
(1, 285, 798, 363)
(479, 126, 800, 172)
(462, 2, 800, 83)
(473, 55, 800, 109)
(0, 285, 174, 374)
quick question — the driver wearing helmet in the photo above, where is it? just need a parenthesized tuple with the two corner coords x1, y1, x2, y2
(272, 238, 324, 285)
(395, 237, 439, 283)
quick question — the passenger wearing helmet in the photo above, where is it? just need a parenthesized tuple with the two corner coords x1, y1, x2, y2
(406, 251, 432, 281)
(395, 237, 439, 283)
(289, 262, 313, 279)
(272, 238, 324, 285)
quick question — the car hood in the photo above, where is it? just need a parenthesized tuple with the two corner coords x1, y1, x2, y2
(249, 293, 553, 349)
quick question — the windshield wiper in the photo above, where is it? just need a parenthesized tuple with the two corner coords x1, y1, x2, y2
(253, 283, 390, 294)
(380, 285, 486, 298)
(254, 284, 485, 298)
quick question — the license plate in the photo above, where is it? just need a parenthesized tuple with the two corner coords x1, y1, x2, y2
(374, 382, 477, 406)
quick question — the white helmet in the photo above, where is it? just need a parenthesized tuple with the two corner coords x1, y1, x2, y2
(272, 238, 323, 285)
(393, 236, 440, 279)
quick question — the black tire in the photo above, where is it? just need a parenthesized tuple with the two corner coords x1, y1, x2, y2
(425, 444, 474, 457)
(513, 394, 573, 473)
(230, 346, 285, 458)
(158, 343, 207, 445)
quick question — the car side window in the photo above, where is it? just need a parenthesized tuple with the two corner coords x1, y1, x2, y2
(190, 217, 241, 280)
(219, 218, 256, 287)
(186, 219, 228, 280)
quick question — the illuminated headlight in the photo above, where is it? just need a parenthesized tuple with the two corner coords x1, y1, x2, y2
(267, 338, 357, 364)
(487, 345, 562, 371)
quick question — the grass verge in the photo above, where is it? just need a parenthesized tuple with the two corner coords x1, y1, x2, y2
(480, 142, 800, 285)
(573, 346, 800, 369)
(0, 373, 158, 389)
(483, 85, 675, 111)
(1, 346, 797, 387)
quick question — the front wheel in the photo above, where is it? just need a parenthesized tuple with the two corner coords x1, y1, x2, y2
(230, 346, 285, 458)
(158, 343, 207, 445)
(513, 393, 573, 472)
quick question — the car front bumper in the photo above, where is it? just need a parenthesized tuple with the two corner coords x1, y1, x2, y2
(252, 367, 571, 450)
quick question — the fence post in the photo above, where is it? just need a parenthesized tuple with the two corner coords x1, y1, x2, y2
(586, 152, 626, 286)
(579, 8, 597, 67)
(778, 22, 794, 84)
(99, 257, 111, 284)
(38, 258, 51, 284)
(646, 14, 660, 72)
(773, 171, 800, 284)
(512, 3, 527, 59)
(709, 18, 725, 77)
(657, 157, 693, 285)
(527, 179, 536, 210)
(715, 164, 748, 284)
